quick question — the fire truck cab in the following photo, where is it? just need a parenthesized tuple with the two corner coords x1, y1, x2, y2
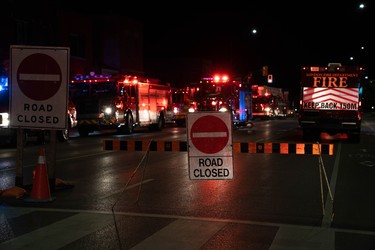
(190, 74, 252, 128)
(251, 85, 289, 119)
(69, 73, 174, 136)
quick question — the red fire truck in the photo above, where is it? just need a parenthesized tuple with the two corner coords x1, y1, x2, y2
(171, 87, 197, 126)
(251, 85, 289, 119)
(189, 74, 252, 128)
(69, 73, 174, 136)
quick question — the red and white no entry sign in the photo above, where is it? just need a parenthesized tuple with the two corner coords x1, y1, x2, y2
(17, 53, 62, 101)
(10, 45, 69, 129)
(187, 112, 234, 180)
(190, 115, 229, 154)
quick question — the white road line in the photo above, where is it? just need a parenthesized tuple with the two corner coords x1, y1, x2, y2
(0, 213, 113, 250)
(131, 219, 227, 250)
(270, 226, 335, 250)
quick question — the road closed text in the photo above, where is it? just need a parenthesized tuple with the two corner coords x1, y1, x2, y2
(189, 157, 233, 180)
(17, 103, 59, 124)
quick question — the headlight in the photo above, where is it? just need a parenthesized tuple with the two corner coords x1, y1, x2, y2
(188, 107, 195, 112)
(104, 107, 113, 115)
(0, 112, 10, 126)
(219, 107, 228, 112)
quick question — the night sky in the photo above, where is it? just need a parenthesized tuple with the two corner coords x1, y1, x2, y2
(7, 1, 372, 101)
(129, 1, 373, 97)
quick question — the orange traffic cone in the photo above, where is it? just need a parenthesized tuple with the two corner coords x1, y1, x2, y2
(24, 148, 55, 202)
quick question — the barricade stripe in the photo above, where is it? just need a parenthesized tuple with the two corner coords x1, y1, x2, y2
(180, 141, 188, 151)
(296, 144, 305, 154)
(287, 143, 296, 154)
(305, 144, 313, 154)
(168, 141, 175, 151)
(250, 142, 256, 153)
(264, 143, 272, 154)
(240, 142, 248, 153)
(272, 143, 280, 154)
(104, 140, 113, 150)
(172, 141, 180, 151)
(150, 141, 157, 151)
(256, 143, 264, 153)
(280, 143, 289, 154)
(120, 140, 127, 150)
(102, 140, 334, 155)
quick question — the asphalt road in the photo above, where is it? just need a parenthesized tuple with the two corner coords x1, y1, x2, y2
(1, 115, 375, 249)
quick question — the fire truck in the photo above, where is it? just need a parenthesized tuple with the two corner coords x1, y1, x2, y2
(190, 74, 252, 128)
(171, 87, 197, 126)
(251, 85, 289, 119)
(69, 73, 174, 136)
(298, 63, 365, 141)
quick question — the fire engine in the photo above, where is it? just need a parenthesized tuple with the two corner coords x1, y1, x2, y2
(251, 85, 289, 119)
(69, 73, 174, 136)
(298, 63, 365, 141)
(171, 87, 197, 126)
(189, 74, 252, 128)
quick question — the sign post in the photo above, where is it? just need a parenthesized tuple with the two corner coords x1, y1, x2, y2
(187, 112, 234, 180)
(10, 45, 69, 188)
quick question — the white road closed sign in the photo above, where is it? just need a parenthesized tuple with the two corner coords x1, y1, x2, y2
(187, 112, 233, 180)
(10, 45, 69, 129)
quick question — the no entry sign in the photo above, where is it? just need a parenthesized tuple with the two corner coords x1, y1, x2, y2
(187, 112, 233, 180)
(10, 45, 69, 129)
(17, 53, 62, 101)
(190, 115, 229, 154)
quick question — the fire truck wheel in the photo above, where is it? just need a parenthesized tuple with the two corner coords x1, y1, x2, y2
(150, 113, 165, 131)
(57, 128, 69, 142)
(157, 114, 165, 130)
(123, 113, 134, 134)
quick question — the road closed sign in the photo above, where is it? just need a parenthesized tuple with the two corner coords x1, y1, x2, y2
(10, 45, 69, 129)
(187, 112, 233, 180)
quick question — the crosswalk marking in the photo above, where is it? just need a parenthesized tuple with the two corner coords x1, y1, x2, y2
(131, 219, 227, 250)
(0, 212, 112, 250)
(271, 226, 335, 250)
(1, 206, 375, 249)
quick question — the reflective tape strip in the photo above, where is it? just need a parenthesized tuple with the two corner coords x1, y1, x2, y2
(103, 140, 334, 155)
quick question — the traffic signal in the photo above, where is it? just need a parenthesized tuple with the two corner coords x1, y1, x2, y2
(262, 66, 268, 76)
(267, 74, 273, 83)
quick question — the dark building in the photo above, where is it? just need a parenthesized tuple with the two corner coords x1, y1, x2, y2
(0, 1, 144, 79)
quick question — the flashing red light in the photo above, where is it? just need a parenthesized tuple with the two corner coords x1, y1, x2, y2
(213, 75, 221, 82)
(213, 74, 229, 83)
